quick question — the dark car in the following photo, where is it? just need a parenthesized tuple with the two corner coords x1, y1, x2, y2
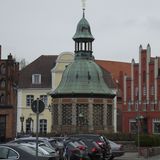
(108, 140, 124, 160)
(0, 143, 57, 160)
(9, 137, 64, 159)
(79, 138, 103, 160)
(69, 134, 111, 160)
(64, 138, 90, 160)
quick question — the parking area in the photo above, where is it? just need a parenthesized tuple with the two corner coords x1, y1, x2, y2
(0, 134, 124, 160)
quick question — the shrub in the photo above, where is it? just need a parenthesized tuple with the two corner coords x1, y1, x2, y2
(103, 133, 136, 141)
(135, 134, 160, 147)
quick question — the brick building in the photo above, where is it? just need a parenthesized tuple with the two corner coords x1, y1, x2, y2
(122, 44, 160, 134)
(96, 60, 131, 132)
(0, 45, 19, 142)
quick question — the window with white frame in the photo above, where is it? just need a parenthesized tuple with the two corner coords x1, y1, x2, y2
(40, 119, 47, 134)
(32, 74, 41, 84)
(153, 119, 160, 134)
(26, 95, 34, 106)
(40, 95, 47, 106)
(129, 119, 137, 133)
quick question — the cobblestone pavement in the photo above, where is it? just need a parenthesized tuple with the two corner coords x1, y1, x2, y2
(114, 152, 160, 160)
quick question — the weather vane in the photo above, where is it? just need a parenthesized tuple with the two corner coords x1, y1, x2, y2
(81, 0, 86, 17)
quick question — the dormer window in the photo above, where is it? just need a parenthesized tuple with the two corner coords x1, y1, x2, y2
(32, 74, 41, 84)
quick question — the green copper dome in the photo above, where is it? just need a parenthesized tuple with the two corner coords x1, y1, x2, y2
(50, 11, 115, 98)
(51, 59, 114, 98)
(73, 14, 94, 41)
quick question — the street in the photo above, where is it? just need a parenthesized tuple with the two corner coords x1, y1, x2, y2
(115, 152, 160, 160)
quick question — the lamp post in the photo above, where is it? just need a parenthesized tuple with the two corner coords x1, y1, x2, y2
(20, 115, 24, 134)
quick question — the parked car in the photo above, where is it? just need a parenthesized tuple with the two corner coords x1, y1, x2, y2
(108, 140, 124, 160)
(19, 142, 59, 159)
(69, 134, 111, 160)
(64, 138, 90, 160)
(0, 143, 58, 160)
(9, 137, 64, 159)
(79, 138, 103, 160)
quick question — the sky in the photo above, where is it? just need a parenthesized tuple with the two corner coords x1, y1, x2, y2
(0, 0, 160, 64)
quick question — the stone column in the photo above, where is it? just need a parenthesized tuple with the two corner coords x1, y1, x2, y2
(88, 98, 93, 131)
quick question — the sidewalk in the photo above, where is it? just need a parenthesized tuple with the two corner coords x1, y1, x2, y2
(114, 152, 160, 160)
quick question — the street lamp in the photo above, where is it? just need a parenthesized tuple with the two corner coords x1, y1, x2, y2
(20, 115, 24, 134)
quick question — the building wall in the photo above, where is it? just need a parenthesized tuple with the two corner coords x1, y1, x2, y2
(17, 89, 52, 133)
(122, 45, 160, 134)
(17, 52, 74, 134)
(0, 47, 19, 141)
(51, 52, 74, 90)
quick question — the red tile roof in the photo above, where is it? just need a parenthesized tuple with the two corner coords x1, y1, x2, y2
(95, 60, 131, 81)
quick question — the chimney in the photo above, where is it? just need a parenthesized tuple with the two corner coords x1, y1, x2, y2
(0, 45, 1, 59)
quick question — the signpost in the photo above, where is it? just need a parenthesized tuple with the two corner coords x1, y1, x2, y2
(31, 98, 45, 160)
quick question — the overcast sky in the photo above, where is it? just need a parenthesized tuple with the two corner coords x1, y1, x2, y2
(0, 0, 160, 64)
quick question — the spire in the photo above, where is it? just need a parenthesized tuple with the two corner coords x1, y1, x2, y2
(82, 0, 86, 18)
(73, 0, 94, 59)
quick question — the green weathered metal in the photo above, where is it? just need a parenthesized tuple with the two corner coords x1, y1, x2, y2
(73, 15, 94, 41)
(51, 59, 115, 98)
(50, 12, 115, 98)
